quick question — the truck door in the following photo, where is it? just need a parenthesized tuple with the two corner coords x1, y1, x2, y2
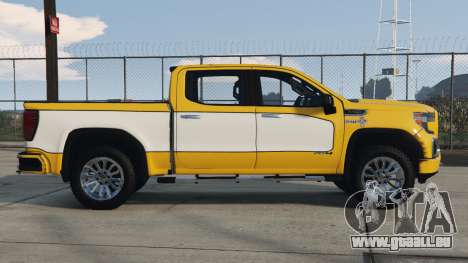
(174, 69, 256, 172)
(252, 69, 344, 174)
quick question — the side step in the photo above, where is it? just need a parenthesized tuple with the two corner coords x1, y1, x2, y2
(156, 174, 332, 184)
(194, 174, 239, 184)
(157, 177, 176, 184)
(264, 175, 325, 182)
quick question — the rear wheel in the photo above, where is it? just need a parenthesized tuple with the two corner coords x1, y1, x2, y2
(349, 145, 415, 196)
(70, 146, 136, 209)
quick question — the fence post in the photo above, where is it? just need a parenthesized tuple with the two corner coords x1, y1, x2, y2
(362, 54, 367, 91)
(405, 54, 410, 101)
(161, 57, 164, 100)
(320, 56, 324, 84)
(279, 55, 283, 104)
(85, 58, 89, 101)
(13, 59, 17, 140)
(123, 57, 127, 101)
(12, 59, 16, 109)
(200, 56, 204, 101)
(449, 53, 455, 150)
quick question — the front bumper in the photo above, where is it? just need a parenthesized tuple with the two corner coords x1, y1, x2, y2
(417, 154, 441, 183)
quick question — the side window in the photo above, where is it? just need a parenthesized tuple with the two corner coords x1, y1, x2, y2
(186, 71, 246, 105)
(257, 71, 323, 107)
(260, 76, 295, 106)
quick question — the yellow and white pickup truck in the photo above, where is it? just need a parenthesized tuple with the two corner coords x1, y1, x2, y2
(18, 64, 440, 209)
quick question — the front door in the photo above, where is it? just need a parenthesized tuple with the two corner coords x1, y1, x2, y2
(175, 69, 256, 172)
(252, 69, 344, 174)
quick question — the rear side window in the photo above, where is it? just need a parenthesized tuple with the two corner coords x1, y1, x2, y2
(186, 70, 249, 105)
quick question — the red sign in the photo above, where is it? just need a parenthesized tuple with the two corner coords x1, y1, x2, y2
(49, 15, 59, 34)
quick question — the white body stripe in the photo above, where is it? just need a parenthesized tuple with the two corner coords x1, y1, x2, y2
(29, 111, 333, 154)
(256, 113, 334, 152)
(176, 112, 256, 151)
(28, 111, 170, 153)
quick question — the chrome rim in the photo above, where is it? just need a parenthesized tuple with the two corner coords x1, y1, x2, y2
(361, 156, 405, 192)
(80, 157, 124, 201)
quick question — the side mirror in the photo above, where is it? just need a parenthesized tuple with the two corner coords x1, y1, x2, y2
(323, 94, 336, 115)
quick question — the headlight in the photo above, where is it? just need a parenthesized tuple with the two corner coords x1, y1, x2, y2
(413, 112, 435, 134)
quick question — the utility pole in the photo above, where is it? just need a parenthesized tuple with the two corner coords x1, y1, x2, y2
(374, 0, 413, 99)
(44, 0, 59, 101)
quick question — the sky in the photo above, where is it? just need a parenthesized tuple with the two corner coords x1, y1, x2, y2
(1, 0, 468, 109)
(2, 0, 468, 52)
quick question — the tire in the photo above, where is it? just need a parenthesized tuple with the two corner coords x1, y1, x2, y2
(70, 146, 136, 210)
(348, 145, 415, 195)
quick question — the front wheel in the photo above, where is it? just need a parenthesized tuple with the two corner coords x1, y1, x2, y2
(70, 146, 136, 209)
(350, 145, 415, 196)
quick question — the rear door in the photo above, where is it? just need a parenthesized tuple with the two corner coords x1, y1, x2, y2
(175, 69, 256, 172)
(252, 69, 344, 174)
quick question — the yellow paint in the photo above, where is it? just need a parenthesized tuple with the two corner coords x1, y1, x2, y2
(419, 155, 441, 174)
(146, 152, 171, 175)
(24, 102, 169, 112)
(255, 152, 337, 174)
(176, 152, 256, 170)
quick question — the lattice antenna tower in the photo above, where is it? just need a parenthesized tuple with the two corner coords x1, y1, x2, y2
(373, 0, 413, 99)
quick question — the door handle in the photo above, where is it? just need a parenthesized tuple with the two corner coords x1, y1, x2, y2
(180, 114, 200, 119)
(261, 113, 281, 118)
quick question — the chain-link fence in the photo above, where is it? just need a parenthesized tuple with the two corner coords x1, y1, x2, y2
(1, 53, 467, 148)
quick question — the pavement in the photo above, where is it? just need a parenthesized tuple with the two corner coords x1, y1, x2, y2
(0, 148, 467, 263)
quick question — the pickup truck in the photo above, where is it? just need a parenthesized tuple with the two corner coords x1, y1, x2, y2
(18, 64, 441, 209)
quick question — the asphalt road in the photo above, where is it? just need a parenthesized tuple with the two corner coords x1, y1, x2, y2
(0, 148, 467, 263)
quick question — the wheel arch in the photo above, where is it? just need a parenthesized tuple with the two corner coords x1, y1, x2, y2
(61, 128, 148, 183)
(344, 128, 424, 177)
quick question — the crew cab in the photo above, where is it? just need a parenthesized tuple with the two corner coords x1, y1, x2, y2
(17, 64, 441, 209)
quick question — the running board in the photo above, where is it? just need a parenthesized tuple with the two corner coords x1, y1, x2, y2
(156, 175, 329, 184)
(157, 177, 176, 184)
(195, 174, 239, 180)
(264, 175, 325, 182)
(194, 174, 240, 184)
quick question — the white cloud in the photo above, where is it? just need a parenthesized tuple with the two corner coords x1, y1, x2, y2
(0, 1, 107, 80)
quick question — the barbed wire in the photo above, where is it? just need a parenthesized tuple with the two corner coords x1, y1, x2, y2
(1, 36, 468, 58)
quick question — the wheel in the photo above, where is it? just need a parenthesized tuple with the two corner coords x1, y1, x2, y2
(349, 145, 415, 195)
(70, 146, 136, 209)
(333, 180, 350, 193)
